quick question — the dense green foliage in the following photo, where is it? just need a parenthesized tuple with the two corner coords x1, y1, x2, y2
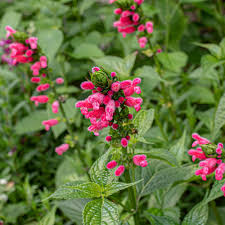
(1, 0, 225, 224)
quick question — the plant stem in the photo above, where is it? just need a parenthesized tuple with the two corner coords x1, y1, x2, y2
(124, 167, 140, 225)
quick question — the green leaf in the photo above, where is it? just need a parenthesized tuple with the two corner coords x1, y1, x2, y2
(15, 110, 48, 134)
(139, 165, 196, 197)
(37, 29, 63, 61)
(0, 11, 21, 37)
(213, 91, 225, 138)
(79, 0, 96, 14)
(133, 109, 155, 137)
(39, 206, 56, 225)
(89, 149, 117, 186)
(194, 43, 221, 58)
(73, 43, 104, 59)
(83, 199, 119, 225)
(58, 199, 90, 224)
(205, 178, 225, 203)
(104, 181, 142, 197)
(145, 213, 179, 225)
(170, 131, 186, 164)
(180, 0, 207, 2)
(157, 52, 188, 73)
(92, 52, 136, 78)
(49, 181, 102, 200)
(182, 202, 208, 225)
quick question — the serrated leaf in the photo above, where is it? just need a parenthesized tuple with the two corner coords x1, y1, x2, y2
(39, 206, 56, 225)
(79, 0, 96, 14)
(104, 180, 141, 197)
(139, 165, 196, 197)
(213, 92, 225, 138)
(157, 52, 188, 73)
(37, 29, 63, 61)
(49, 181, 102, 200)
(205, 178, 225, 203)
(73, 43, 104, 59)
(182, 202, 208, 225)
(83, 199, 119, 225)
(89, 149, 117, 186)
(58, 199, 90, 224)
(0, 11, 21, 37)
(15, 110, 48, 134)
(170, 131, 186, 164)
(194, 43, 221, 58)
(133, 109, 154, 137)
(145, 213, 179, 225)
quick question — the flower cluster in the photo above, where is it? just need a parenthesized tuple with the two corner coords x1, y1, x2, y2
(4, 26, 68, 155)
(110, 0, 154, 48)
(0, 37, 14, 66)
(76, 66, 147, 176)
(188, 133, 225, 196)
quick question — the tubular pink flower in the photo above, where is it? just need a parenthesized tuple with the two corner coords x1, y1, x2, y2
(103, 95, 111, 105)
(55, 143, 69, 155)
(133, 155, 147, 166)
(221, 183, 225, 196)
(36, 83, 50, 92)
(42, 119, 58, 131)
(5, 26, 16, 38)
(138, 24, 145, 32)
(111, 81, 120, 92)
(56, 77, 64, 84)
(120, 80, 132, 89)
(81, 81, 95, 90)
(27, 37, 38, 49)
(192, 133, 210, 146)
(138, 37, 147, 48)
(157, 49, 162, 53)
(215, 163, 225, 180)
(134, 0, 144, 5)
(107, 160, 117, 169)
(40, 56, 47, 68)
(133, 78, 141, 85)
(126, 135, 130, 140)
(114, 8, 122, 14)
(188, 149, 206, 162)
(112, 123, 119, 130)
(52, 101, 59, 114)
(133, 13, 140, 22)
(30, 77, 41, 83)
(128, 114, 133, 120)
(115, 101, 120, 108)
(92, 67, 100, 73)
(105, 136, 112, 142)
(25, 50, 34, 57)
(31, 62, 41, 76)
(105, 100, 116, 121)
(130, 5, 136, 10)
(115, 165, 125, 176)
(121, 138, 128, 148)
(124, 86, 135, 96)
(118, 97, 125, 103)
(30, 95, 49, 105)
(111, 72, 117, 77)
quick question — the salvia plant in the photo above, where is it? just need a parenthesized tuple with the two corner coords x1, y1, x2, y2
(1, 0, 225, 224)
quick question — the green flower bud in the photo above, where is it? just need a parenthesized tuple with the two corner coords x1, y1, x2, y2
(91, 69, 112, 89)
(13, 32, 28, 43)
(115, 0, 133, 9)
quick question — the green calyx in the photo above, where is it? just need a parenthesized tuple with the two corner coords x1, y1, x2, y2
(115, 0, 133, 9)
(91, 69, 112, 89)
(13, 31, 28, 43)
(201, 143, 225, 158)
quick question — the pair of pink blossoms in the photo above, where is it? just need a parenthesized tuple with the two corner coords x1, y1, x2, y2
(107, 154, 148, 177)
(188, 133, 225, 196)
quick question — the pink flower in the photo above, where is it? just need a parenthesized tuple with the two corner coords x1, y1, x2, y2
(192, 133, 210, 147)
(114, 8, 122, 14)
(133, 78, 141, 85)
(130, 5, 136, 10)
(111, 81, 120, 92)
(120, 80, 132, 89)
(221, 183, 225, 196)
(31, 62, 41, 76)
(40, 56, 47, 68)
(56, 77, 64, 84)
(215, 163, 225, 180)
(30, 95, 49, 105)
(138, 37, 148, 48)
(134, 0, 144, 5)
(157, 49, 162, 53)
(103, 95, 111, 105)
(52, 101, 59, 114)
(81, 81, 95, 90)
(121, 138, 128, 148)
(133, 155, 148, 167)
(138, 24, 145, 32)
(118, 97, 125, 103)
(105, 100, 116, 121)
(55, 144, 69, 155)
(216, 143, 223, 155)
(115, 101, 120, 108)
(42, 119, 58, 131)
(92, 67, 100, 73)
(106, 136, 112, 142)
(27, 37, 38, 49)
(5, 26, 16, 38)
(36, 83, 50, 92)
(112, 123, 119, 130)
(111, 72, 117, 77)
(128, 114, 133, 120)
(30, 77, 41, 83)
(188, 148, 206, 162)
(25, 50, 34, 57)
(115, 165, 125, 176)
(126, 135, 130, 140)
(133, 13, 139, 22)
(107, 160, 117, 169)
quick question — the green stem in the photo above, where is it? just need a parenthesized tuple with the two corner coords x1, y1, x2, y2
(211, 201, 223, 225)
(124, 167, 140, 225)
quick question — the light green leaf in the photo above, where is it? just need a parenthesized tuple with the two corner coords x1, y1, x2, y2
(213, 92, 225, 138)
(37, 29, 63, 61)
(180, 0, 207, 2)
(73, 43, 104, 59)
(139, 165, 196, 197)
(89, 149, 117, 186)
(194, 42, 221, 58)
(58, 199, 90, 224)
(205, 178, 225, 203)
(157, 52, 188, 73)
(145, 213, 179, 225)
(133, 109, 155, 137)
(92, 52, 136, 78)
(49, 181, 102, 200)
(15, 110, 48, 134)
(170, 131, 186, 164)
(0, 11, 21, 37)
(79, 0, 96, 14)
(104, 180, 142, 197)
(39, 206, 56, 225)
(83, 199, 119, 225)
(182, 202, 208, 225)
